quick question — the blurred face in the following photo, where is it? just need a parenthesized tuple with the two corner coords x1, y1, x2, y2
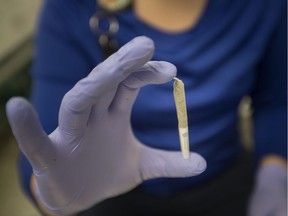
(98, 0, 132, 12)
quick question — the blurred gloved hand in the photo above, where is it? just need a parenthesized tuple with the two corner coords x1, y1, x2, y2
(6, 36, 206, 216)
(248, 163, 287, 216)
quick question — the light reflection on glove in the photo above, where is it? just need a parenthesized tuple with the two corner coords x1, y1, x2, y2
(248, 164, 287, 216)
(6, 36, 206, 216)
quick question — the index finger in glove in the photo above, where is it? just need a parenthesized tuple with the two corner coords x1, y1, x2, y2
(59, 36, 154, 131)
(109, 61, 177, 113)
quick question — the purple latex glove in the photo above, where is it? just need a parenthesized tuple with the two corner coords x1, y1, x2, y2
(248, 164, 287, 216)
(6, 36, 206, 216)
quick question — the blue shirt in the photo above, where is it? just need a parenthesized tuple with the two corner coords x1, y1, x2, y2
(20, 0, 287, 198)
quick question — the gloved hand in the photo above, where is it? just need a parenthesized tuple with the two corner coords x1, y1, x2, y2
(248, 163, 287, 216)
(6, 36, 207, 216)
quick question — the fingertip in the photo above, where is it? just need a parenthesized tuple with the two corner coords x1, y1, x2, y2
(6, 96, 28, 111)
(148, 61, 177, 81)
(5, 96, 45, 142)
(140, 146, 207, 180)
(122, 61, 177, 89)
(88, 36, 156, 90)
(6, 97, 33, 125)
(116, 36, 155, 70)
(186, 153, 207, 175)
(130, 36, 155, 52)
(6, 97, 53, 172)
(169, 152, 207, 178)
(118, 35, 155, 55)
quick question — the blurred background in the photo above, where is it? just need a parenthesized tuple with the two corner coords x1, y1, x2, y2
(0, 0, 42, 215)
(0, 1, 254, 215)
